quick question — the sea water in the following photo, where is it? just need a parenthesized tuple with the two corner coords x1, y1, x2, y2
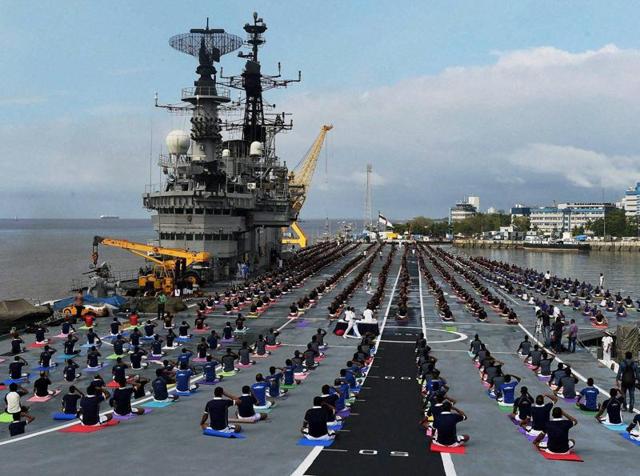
(0, 218, 360, 301)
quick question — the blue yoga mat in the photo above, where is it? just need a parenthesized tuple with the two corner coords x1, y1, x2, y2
(297, 437, 335, 447)
(33, 366, 57, 372)
(3, 375, 31, 385)
(621, 433, 640, 446)
(52, 412, 77, 421)
(175, 390, 197, 396)
(603, 422, 628, 432)
(55, 354, 80, 361)
(142, 400, 174, 408)
(203, 428, 245, 438)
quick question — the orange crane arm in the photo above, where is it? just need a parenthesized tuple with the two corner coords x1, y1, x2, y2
(92, 236, 210, 267)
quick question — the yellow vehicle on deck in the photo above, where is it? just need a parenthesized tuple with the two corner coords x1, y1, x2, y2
(92, 236, 212, 294)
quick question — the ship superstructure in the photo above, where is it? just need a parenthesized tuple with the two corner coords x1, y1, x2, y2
(143, 13, 299, 280)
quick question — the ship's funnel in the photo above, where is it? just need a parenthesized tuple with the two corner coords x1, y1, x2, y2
(166, 130, 190, 156)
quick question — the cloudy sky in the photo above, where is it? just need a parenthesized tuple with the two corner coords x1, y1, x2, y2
(2, 1, 640, 219)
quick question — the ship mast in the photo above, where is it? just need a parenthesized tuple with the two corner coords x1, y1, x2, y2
(221, 12, 300, 160)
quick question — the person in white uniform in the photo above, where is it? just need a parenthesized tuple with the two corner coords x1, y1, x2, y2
(343, 307, 361, 338)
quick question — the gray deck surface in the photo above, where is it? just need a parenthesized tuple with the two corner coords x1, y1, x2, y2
(1, 244, 638, 476)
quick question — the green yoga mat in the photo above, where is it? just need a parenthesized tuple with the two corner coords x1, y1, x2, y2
(0, 412, 14, 423)
(219, 370, 238, 377)
(445, 326, 458, 332)
(578, 408, 599, 416)
(281, 384, 297, 390)
(497, 404, 513, 413)
(106, 353, 125, 360)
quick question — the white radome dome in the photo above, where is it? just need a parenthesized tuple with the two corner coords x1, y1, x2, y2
(250, 141, 263, 157)
(166, 130, 190, 156)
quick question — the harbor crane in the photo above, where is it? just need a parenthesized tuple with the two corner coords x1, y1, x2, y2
(92, 236, 211, 294)
(282, 124, 333, 248)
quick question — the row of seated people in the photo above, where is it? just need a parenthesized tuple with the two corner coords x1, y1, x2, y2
(416, 333, 470, 448)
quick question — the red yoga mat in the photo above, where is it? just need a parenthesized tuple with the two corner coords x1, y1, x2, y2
(60, 419, 120, 433)
(538, 450, 583, 462)
(430, 443, 466, 454)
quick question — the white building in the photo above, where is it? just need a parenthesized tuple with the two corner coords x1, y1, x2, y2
(449, 202, 477, 224)
(529, 202, 616, 233)
(468, 196, 480, 211)
(622, 182, 639, 218)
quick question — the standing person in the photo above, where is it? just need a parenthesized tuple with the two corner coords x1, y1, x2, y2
(156, 292, 167, 320)
(599, 273, 605, 288)
(538, 310, 551, 347)
(544, 271, 551, 288)
(616, 352, 638, 412)
(552, 317, 564, 353)
(343, 307, 361, 339)
(567, 319, 578, 353)
(602, 333, 614, 365)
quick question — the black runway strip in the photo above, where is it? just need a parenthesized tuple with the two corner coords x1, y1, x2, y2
(307, 255, 445, 476)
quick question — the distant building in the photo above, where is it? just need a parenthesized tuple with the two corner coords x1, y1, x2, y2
(487, 206, 498, 214)
(467, 196, 480, 211)
(449, 202, 477, 224)
(529, 202, 616, 233)
(622, 182, 639, 218)
(510, 204, 531, 218)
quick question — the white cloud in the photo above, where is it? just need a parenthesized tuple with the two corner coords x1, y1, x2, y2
(509, 144, 640, 189)
(281, 44, 640, 217)
(5, 44, 640, 218)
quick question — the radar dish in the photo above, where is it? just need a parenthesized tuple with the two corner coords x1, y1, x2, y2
(170, 30, 243, 62)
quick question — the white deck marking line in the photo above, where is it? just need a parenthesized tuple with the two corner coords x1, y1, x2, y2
(291, 447, 323, 476)
(290, 257, 402, 476)
(419, 252, 457, 476)
(418, 257, 427, 337)
(441, 453, 458, 476)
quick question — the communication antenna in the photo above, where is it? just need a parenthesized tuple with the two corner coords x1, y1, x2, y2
(169, 18, 243, 61)
(364, 164, 373, 231)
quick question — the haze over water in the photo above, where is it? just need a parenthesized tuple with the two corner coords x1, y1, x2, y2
(0, 218, 362, 301)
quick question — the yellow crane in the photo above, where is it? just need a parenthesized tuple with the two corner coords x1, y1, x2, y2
(282, 124, 333, 248)
(92, 236, 211, 293)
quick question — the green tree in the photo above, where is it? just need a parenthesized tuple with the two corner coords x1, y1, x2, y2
(587, 209, 628, 237)
(452, 213, 511, 236)
(512, 216, 531, 232)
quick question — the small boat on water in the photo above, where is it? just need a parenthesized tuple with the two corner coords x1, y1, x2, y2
(99, 215, 120, 220)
